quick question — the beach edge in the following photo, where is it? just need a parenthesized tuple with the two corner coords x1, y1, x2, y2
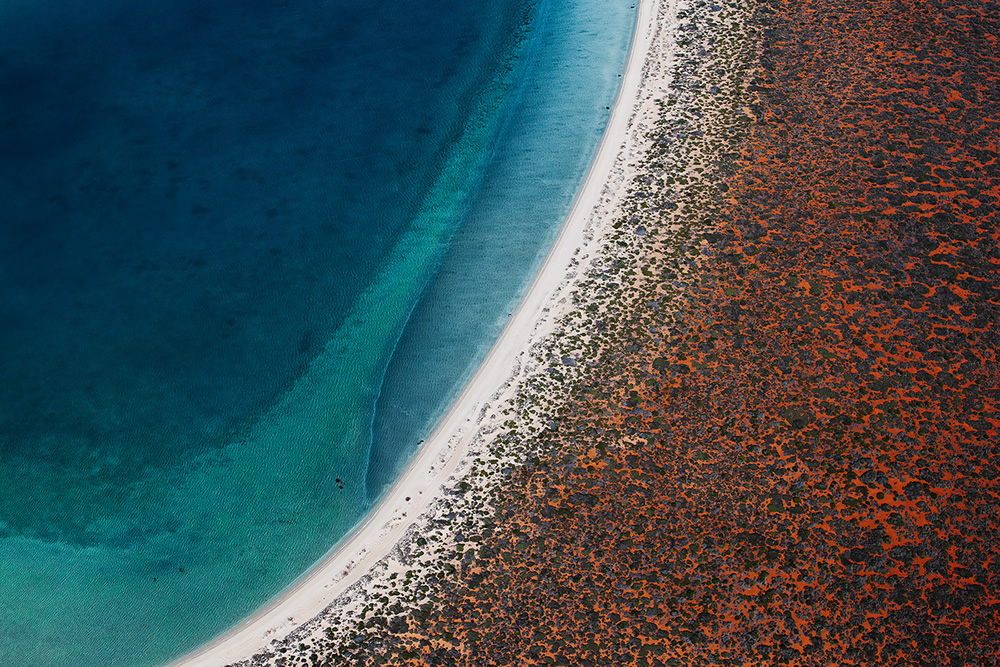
(170, 0, 673, 663)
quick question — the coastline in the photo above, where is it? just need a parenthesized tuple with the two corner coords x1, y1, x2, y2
(170, 0, 675, 663)
(172, 0, 1000, 662)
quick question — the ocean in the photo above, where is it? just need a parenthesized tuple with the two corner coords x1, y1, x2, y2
(0, 0, 634, 663)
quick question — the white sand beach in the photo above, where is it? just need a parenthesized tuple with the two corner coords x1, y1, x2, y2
(170, 0, 680, 663)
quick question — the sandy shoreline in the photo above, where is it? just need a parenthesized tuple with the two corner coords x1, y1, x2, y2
(171, 0, 674, 663)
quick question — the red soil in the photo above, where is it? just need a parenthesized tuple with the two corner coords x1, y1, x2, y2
(307, 0, 999, 664)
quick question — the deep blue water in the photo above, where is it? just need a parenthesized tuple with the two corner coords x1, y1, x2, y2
(0, 0, 634, 664)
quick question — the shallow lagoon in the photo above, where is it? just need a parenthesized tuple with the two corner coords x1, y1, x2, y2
(0, 0, 633, 663)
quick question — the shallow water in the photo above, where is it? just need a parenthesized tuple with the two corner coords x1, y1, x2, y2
(0, 0, 634, 664)
(366, 0, 636, 496)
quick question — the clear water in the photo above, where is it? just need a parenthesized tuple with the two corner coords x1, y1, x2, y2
(0, 0, 634, 664)
(366, 0, 636, 495)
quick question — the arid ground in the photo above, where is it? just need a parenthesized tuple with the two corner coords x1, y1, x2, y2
(239, 1, 999, 664)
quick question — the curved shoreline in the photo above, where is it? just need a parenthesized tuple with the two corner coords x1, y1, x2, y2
(170, 0, 668, 663)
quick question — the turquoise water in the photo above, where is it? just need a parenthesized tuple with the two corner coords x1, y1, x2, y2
(367, 0, 636, 495)
(0, 0, 634, 664)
